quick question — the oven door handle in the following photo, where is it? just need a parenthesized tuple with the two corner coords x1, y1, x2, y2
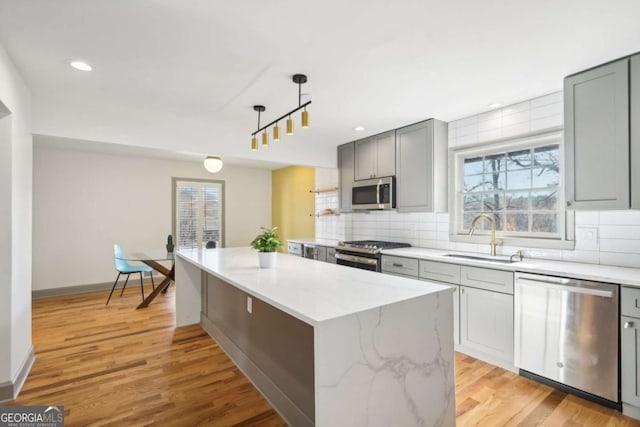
(335, 252, 378, 266)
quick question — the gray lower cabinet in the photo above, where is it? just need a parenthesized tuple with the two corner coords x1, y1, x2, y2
(564, 57, 630, 209)
(621, 315, 640, 407)
(395, 119, 448, 212)
(354, 130, 396, 181)
(460, 285, 514, 363)
(338, 142, 354, 212)
(381, 255, 514, 360)
(621, 286, 640, 412)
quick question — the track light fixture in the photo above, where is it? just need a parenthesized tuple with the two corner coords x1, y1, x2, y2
(250, 73, 311, 151)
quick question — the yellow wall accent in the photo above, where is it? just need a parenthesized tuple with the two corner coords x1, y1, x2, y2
(272, 166, 315, 253)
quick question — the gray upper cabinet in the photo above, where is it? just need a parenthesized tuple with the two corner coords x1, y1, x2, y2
(565, 57, 630, 210)
(395, 119, 448, 212)
(354, 130, 396, 181)
(632, 54, 640, 209)
(338, 142, 354, 212)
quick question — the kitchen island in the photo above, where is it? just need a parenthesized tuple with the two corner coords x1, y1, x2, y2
(176, 247, 455, 427)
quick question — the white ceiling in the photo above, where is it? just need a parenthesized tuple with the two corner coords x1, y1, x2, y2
(1, 0, 639, 169)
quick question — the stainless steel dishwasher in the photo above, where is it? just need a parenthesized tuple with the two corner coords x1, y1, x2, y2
(514, 272, 619, 407)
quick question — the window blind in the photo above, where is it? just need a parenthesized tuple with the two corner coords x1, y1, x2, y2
(176, 181, 223, 249)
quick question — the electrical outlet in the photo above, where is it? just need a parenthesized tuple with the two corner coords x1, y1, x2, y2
(247, 296, 252, 314)
(576, 226, 599, 251)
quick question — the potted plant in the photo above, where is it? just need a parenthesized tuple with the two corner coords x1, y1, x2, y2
(250, 227, 283, 268)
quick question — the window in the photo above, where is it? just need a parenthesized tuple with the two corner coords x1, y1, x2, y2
(173, 179, 224, 249)
(450, 131, 573, 247)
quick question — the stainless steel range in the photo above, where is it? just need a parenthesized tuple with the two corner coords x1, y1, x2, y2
(335, 240, 411, 272)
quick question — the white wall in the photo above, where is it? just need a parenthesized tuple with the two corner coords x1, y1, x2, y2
(0, 43, 33, 387)
(33, 147, 272, 290)
(317, 91, 640, 269)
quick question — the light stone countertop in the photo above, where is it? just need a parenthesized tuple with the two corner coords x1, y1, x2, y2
(383, 247, 640, 287)
(177, 247, 451, 326)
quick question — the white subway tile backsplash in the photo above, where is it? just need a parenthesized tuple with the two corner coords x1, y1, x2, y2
(600, 225, 640, 240)
(599, 252, 640, 268)
(478, 128, 502, 143)
(478, 117, 502, 132)
(575, 211, 599, 225)
(530, 101, 563, 120)
(600, 239, 640, 254)
(561, 250, 600, 264)
(530, 114, 563, 133)
(501, 101, 530, 116)
(502, 110, 530, 127)
(455, 115, 478, 129)
(502, 122, 531, 138)
(530, 92, 563, 108)
(599, 210, 640, 225)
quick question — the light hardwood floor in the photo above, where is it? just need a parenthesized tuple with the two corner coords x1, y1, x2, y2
(12, 286, 640, 426)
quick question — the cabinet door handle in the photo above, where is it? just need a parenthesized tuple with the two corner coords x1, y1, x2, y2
(625, 321, 635, 329)
(461, 288, 465, 294)
(566, 200, 573, 207)
(392, 263, 404, 268)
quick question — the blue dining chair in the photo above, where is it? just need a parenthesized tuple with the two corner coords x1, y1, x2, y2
(106, 244, 155, 305)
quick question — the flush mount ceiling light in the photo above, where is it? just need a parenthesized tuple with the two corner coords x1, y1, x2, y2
(250, 73, 311, 151)
(353, 126, 365, 132)
(69, 60, 92, 71)
(204, 156, 223, 173)
(488, 102, 502, 109)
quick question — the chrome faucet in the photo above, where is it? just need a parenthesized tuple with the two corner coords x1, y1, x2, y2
(468, 214, 500, 256)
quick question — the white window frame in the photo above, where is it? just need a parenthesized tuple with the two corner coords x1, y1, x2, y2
(449, 130, 575, 249)
(172, 178, 225, 249)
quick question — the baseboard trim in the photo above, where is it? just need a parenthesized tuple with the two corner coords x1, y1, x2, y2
(200, 314, 313, 427)
(32, 277, 159, 299)
(0, 345, 35, 403)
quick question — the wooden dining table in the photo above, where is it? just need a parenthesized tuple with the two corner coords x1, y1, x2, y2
(115, 249, 175, 309)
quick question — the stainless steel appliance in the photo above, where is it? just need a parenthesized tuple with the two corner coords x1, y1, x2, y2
(514, 272, 619, 408)
(303, 244, 327, 262)
(287, 241, 303, 257)
(335, 240, 410, 272)
(352, 177, 395, 210)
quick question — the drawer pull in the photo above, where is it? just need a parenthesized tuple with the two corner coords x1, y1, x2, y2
(625, 321, 635, 329)
(392, 263, 404, 268)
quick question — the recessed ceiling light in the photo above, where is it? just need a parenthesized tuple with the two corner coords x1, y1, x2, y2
(69, 60, 92, 71)
(487, 103, 502, 109)
(353, 126, 365, 132)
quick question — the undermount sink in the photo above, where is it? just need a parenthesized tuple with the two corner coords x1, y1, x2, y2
(443, 253, 520, 264)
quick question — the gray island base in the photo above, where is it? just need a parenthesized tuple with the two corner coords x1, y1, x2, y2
(176, 247, 455, 427)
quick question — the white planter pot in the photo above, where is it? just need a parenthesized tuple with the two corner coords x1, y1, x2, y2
(258, 251, 277, 269)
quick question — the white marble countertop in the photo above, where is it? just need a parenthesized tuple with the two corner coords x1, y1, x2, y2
(177, 247, 451, 326)
(287, 238, 339, 247)
(383, 247, 640, 287)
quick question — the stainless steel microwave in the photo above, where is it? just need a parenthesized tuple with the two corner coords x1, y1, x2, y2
(352, 177, 396, 210)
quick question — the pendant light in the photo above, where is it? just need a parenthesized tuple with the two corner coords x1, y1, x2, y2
(286, 114, 294, 135)
(249, 73, 311, 150)
(251, 105, 266, 151)
(204, 156, 223, 173)
(273, 122, 281, 141)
